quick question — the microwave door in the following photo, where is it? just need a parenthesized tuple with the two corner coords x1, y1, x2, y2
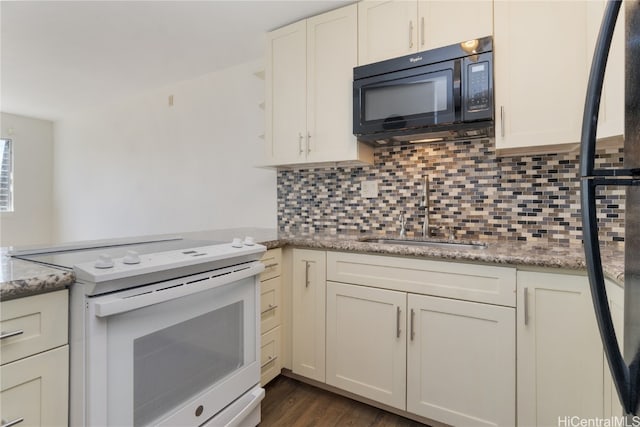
(354, 61, 460, 136)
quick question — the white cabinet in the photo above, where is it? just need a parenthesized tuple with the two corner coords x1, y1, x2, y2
(326, 282, 406, 409)
(517, 271, 605, 426)
(291, 249, 326, 382)
(325, 252, 516, 426)
(358, 0, 418, 65)
(260, 249, 283, 386)
(265, 4, 372, 167)
(0, 290, 69, 427)
(407, 293, 515, 426)
(358, 0, 493, 65)
(494, 0, 623, 153)
(586, 0, 625, 141)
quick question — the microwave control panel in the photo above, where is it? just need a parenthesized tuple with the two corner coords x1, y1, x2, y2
(467, 61, 490, 112)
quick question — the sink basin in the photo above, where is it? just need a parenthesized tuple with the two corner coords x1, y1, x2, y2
(360, 238, 487, 250)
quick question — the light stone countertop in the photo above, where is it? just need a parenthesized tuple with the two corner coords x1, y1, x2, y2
(0, 228, 624, 301)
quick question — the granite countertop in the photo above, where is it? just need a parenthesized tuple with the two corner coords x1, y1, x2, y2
(0, 227, 624, 301)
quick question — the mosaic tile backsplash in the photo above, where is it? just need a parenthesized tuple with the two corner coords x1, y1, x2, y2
(277, 139, 625, 245)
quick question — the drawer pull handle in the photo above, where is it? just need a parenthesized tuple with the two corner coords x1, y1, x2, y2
(0, 330, 24, 340)
(1, 418, 25, 427)
(261, 355, 278, 369)
(261, 304, 278, 315)
(264, 263, 278, 269)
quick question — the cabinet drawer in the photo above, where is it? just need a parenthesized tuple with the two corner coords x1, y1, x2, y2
(260, 326, 281, 386)
(327, 252, 516, 307)
(260, 248, 282, 281)
(260, 276, 282, 334)
(1, 290, 68, 365)
(0, 345, 69, 426)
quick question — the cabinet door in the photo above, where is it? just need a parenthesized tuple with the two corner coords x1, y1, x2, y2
(326, 281, 406, 410)
(0, 345, 69, 427)
(517, 271, 605, 426)
(265, 20, 307, 165)
(307, 4, 359, 163)
(291, 249, 326, 382)
(417, 0, 493, 50)
(407, 294, 515, 426)
(587, 0, 624, 141)
(358, 0, 418, 65)
(494, 1, 589, 151)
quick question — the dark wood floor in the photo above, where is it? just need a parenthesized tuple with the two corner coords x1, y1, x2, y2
(259, 376, 428, 427)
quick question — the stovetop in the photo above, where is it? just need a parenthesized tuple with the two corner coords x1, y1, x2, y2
(12, 238, 221, 270)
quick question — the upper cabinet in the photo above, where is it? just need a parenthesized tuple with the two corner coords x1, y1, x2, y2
(358, 0, 493, 66)
(264, 4, 373, 167)
(494, 0, 624, 153)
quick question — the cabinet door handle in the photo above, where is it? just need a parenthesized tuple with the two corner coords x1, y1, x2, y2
(298, 132, 304, 155)
(307, 132, 311, 154)
(396, 306, 402, 338)
(0, 330, 24, 340)
(410, 309, 415, 341)
(420, 17, 425, 47)
(524, 287, 529, 326)
(305, 261, 310, 288)
(409, 20, 414, 48)
(1, 418, 25, 427)
(500, 106, 505, 138)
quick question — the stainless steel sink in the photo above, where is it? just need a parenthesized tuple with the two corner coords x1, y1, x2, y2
(360, 238, 487, 250)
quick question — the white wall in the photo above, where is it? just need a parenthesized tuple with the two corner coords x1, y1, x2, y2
(0, 113, 54, 247)
(53, 60, 276, 242)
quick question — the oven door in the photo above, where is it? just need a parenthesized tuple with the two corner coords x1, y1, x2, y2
(353, 59, 461, 136)
(84, 263, 262, 427)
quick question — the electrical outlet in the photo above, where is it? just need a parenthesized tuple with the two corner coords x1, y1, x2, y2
(361, 180, 378, 198)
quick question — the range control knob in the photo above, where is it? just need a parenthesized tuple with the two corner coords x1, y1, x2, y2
(231, 238, 243, 248)
(123, 250, 141, 265)
(95, 254, 114, 269)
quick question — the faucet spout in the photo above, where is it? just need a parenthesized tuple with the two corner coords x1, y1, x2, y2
(399, 212, 407, 238)
(421, 176, 430, 237)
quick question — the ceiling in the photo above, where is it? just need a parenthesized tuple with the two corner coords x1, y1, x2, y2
(1, 0, 352, 122)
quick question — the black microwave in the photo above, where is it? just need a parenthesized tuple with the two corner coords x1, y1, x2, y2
(353, 36, 494, 146)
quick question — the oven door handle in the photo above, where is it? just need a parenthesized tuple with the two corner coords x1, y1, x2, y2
(92, 263, 265, 318)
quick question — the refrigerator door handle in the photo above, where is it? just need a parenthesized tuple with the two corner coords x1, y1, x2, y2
(579, 0, 634, 415)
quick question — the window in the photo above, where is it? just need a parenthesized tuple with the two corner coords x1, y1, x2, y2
(0, 139, 13, 212)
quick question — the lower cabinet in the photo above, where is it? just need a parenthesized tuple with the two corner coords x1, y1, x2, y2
(326, 282, 406, 409)
(260, 248, 283, 385)
(517, 270, 609, 426)
(325, 252, 516, 426)
(0, 289, 69, 427)
(326, 281, 516, 426)
(407, 293, 515, 426)
(0, 345, 69, 427)
(292, 249, 326, 382)
(290, 250, 623, 426)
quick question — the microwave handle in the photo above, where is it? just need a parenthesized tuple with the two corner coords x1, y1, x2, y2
(92, 262, 264, 317)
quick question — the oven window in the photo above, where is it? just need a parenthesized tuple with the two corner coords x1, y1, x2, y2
(364, 72, 450, 122)
(133, 301, 244, 426)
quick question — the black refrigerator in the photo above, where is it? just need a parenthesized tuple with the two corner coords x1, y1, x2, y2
(581, 0, 640, 416)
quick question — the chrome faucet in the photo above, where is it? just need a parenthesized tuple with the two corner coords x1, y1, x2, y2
(399, 212, 407, 238)
(420, 176, 430, 237)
